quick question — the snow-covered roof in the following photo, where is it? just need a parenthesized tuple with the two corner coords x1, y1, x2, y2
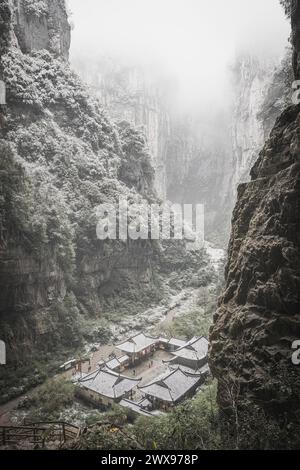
(172, 337, 209, 362)
(168, 338, 187, 348)
(77, 368, 140, 399)
(105, 355, 130, 371)
(158, 337, 169, 344)
(119, 398, 166, 417)
(139, 368, 202, 403)
(169, 363, 210, 376)
(116, 333, 158, 354)
(119, 399, 155, 417)
(157, 337, 186, 348)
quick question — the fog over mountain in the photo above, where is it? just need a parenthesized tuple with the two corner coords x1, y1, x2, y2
(69, 0, 290, 112)
(1, 0, 299, 451)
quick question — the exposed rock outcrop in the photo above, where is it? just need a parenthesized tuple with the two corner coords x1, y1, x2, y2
(165, 114, 233, 246)
(230, 57, 275, 191)
(12, 0, 71, 59)
(292, 0, 300, 78)
(0, 0, 162, 366)
(210, 4, 300, 441)
(0, 0, 208, 377)
(75, 56, 283, 247)
(74, 59, 170, 199)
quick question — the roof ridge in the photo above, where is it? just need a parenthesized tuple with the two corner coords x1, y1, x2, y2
(180, 368, 202, 378)
(78, 367, 102, 383)
(167, 387, 175, 402)
(141, 367, 180, 389)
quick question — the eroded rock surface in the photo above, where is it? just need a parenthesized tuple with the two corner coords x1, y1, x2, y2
(210, 4, 300, 428)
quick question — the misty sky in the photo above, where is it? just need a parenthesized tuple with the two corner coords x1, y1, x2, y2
(68, 0, 290, 110)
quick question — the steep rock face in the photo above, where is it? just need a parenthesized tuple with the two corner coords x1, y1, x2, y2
(76, 58, 235, 245)
(259, 49, 293, 137)
(292, 0, 300, 78)
(210, 11, 300, 434)
(166, 114, 233, 246)
(230, 57, 275, 192)
(166, 57, 280, 247)
(74, 59, 170, 199)
(11, 0, 70, 59)
(0, 0, 163, 364)
(74, 56, 284, 248)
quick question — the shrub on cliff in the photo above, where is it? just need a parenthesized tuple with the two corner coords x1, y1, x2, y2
(118, 121, 155, 194)
(0, 0, 11, 56)
(23, 0, 48, 18)
(0, 140, 75, 270)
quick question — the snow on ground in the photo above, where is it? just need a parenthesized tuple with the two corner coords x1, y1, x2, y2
(204, 242, 225, 272)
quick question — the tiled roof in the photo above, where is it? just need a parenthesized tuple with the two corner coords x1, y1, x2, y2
(116, 333, 158, 354)
(119, 399, 166, 417)
(169, 362, 210, 375)
(105, 355, 130, 371)
(172, 337, 209, 362)
(168, 338, 187, 348)
(77, 368, 140, 399)
(119, 399, 155, 417)
(139, 368, 202, 403)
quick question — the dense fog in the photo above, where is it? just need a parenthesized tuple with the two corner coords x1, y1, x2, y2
(68, 0, 290, 112)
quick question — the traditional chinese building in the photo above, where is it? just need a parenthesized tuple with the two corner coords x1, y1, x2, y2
(168, 337, 209, 370)
(138, 368, 203, 411)
(104, 354, 130, 373)
(75, 368, 140, 408)
(158, 337, 187, 352)
(116, 333, 158, 365)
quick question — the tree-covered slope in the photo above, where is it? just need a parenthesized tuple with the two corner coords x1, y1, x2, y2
(0, 0, 162, 370)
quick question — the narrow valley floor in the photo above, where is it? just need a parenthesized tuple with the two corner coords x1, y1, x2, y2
(0, 245, 224, 427)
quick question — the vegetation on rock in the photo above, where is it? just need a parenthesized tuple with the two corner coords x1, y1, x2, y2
(23, 0, 49, 18)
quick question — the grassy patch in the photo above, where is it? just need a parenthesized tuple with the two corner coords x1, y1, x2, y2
(163, 309, 212, 339)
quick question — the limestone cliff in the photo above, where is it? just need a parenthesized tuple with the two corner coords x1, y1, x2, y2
(230, 56, 275, 192)
(0, 0, 162, 369)
(165, 114, 233, 246)
(74, 58, 170, 199)
(0, 1, 208, 383)
(75, 59, 234, 245)
(210, 3, 300, 445)
(11, 0, 70, 59)
(74, 55, 288, 248)
(165, 57, 283, 247)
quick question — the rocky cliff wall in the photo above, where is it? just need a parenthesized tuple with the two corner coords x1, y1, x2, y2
(165, 114, 233, 246)
(210, 4, 300, 444)
(74, 57, 282, 247)
(230, 57, 275, 193)
(165, 57, 283, 247)
(0, 0, 207, 374)
(292, 0, 300, 78)
(0, 0, 166, 367)
(11, 0, 70, 59)
(73, 59, 170, 199)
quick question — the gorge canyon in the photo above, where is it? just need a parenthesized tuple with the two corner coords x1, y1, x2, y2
(0, 0, 299, 450)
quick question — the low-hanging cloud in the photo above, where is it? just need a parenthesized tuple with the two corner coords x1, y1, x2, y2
(68, 0, 290, 112)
